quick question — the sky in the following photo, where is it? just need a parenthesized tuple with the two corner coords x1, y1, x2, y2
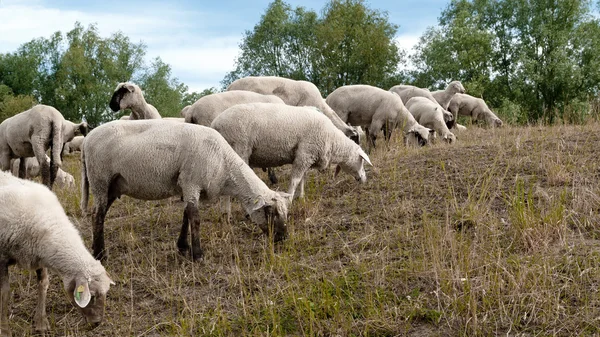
(0, 0, 449, 93)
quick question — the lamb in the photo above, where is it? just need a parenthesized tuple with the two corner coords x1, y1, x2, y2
(211, 103, 372, 200)
(109, 82, 162, 119)
(11, 156, 76, 189)
(325, 85, 434, 150)
(0, 171, 114, 336)
(81, 119, 291, 261)
(405, 97, 456, 144)
(63, 135, 85, 154)
(227, 76, 360, 143)
(0, 105, 67, 189)
(431, 81, 467, 110)
(447, 93, 503, 128)
(184, 90, 285, 126)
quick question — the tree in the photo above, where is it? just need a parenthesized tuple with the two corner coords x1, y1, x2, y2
(0, 85, 37, 122)
(138, 57, 188, 117)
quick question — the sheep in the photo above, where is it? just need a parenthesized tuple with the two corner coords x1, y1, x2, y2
(0, 105, 67, 189)
(62, 120, 88, 144)
(211, 103, 372, 201)
(81, 119, 291, 261)
(405, 97, 457, 144)
(447, 93, 503, 128)
(325, 85, 434, 151)
(185, 90, 285, 126)
(227, 76, 360, 143)
(63, 135, 85, 155)
(180, 104, 191, 118)
(430, 81, 467, 110)
(11, 156, 75, 189)
(0, 170, 114, 335)
(389, 84, 456, 129)
(109, 82, 162, 119)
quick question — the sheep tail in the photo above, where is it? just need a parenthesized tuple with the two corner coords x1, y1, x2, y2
(80, 144, 90, 215)
(50, 119, 63, 187)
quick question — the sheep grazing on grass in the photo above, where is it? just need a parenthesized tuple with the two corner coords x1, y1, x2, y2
(109, 82, 161, 119)
(0, 170, 114, 336)
(81, 119, 291, 261)
(405, 97, 456, 144)
(325, 85, 434, 151)
(431, 81, 467, 110)
(389, 84, 456, 129)
(185, 90, 285, 126)
(63, 135, 85, 155)
(447, 93, 503, 128)
(11, 156, 75, 189)
(0, 105, 72, 189)
(211, 103, 372, 200)
(227, 76, 360, 143)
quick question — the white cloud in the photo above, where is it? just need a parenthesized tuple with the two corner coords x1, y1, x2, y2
(0, 0, 240, 92)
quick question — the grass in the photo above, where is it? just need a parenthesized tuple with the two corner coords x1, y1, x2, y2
(6, 123, 600, 336)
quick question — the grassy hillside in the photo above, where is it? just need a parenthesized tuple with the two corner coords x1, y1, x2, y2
(7, 124, 600, 336)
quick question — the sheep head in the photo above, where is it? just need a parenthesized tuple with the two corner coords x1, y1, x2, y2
(334, 144, 372, 184)
(63, 266, 114, 327)
(62, 120, 88, 143)
(248, 192, 291, 242)
(447, 81, 466, 94)
(405, 125, 433, 147)
(110, 82, 138, 112)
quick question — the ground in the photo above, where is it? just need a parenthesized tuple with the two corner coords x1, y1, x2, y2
(5, 123, 600, 336)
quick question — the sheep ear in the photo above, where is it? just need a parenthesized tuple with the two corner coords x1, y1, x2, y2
(124, 83, 136, 93)
(250, 197, 266, 212)
(358, 148, 372, 166)
(334, 165, 342, 178)
(74, 280, 91, 308)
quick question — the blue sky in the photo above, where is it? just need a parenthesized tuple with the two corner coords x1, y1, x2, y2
(0, 0, 449, 93)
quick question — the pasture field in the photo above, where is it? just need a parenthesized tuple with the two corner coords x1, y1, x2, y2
(6, 123, 600, 336)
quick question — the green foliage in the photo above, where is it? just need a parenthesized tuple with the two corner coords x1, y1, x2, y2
(411, 0, 600, 124)
(223, 0, 403, 95)
(138, 57, 189, 117)
(0, 84, 37, 123)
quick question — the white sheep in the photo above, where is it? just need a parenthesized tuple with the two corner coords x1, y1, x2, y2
(227, 76, 360, 143)
(11, 156, 76, 189)
(447, 93, 503, 128)
(325, 85, 434, 150)
(0, 170, 114, 335)
(109, 82, 162, 119)
(431, 81, 467, 110)
(389, 84, 456, 128)
(405, 97, 457, 144)
(0, 105, 68, 189)
(185, 90, 285, 126)
(211, 103, 372, 200)
(81, 119, 291, 261)
(63, 135, 85, 155)
(180, 104, 192, 118)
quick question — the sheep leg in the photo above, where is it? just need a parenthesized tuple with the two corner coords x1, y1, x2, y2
(31, 135, 51, 189)
(17, 159, 26, 179)
(0, 261, 11, 337)
(218, 196, 231, 223)
(33, 268, 50, 333)
(187, 203, 203, 261)
(297, 176, 306, 199)
(267, 168, 278, 185)
(92, 196, 116, 261)
(177, 205, 190, 255)
(287, 162, 309, 200)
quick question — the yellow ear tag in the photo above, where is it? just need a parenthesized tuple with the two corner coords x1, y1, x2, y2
(75, 285, 85, 301)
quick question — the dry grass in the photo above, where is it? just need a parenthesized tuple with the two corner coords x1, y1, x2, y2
(6, 123, 600, 336)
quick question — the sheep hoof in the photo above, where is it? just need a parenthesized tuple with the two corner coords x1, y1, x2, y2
(191, 249, 204, 262)
(33, 315, 50, 333)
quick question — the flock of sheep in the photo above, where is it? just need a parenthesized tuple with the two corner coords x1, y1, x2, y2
(0, 76, 502, 335)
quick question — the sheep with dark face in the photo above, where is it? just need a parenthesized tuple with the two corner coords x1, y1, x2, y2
(325, 85, 434, 151)
(109, 82, 161, 119)
(0, 170, 114, 336)
(81, 119, 291, 261)
(0, 105, 74, 189)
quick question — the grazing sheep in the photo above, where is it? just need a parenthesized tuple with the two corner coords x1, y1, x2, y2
(185, 90, 285, 126)
(109, 82, 161, 119)
(0, 105, 67, 189)
(211, 103, 372, 200)
(431, 81, 467, 110)
(11, 157, 75, 189)
(447, 93, 503, 128)
(180, 104, 191, 118)
(405, 97, 456, 144)
(227, 76, 360, 143)
(389, 84, 456, 129)
(63, 135, 85, 155)
(0, 170, 114, 336)
(81, 119, 291, 261)
(325, 85, 434, 150)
